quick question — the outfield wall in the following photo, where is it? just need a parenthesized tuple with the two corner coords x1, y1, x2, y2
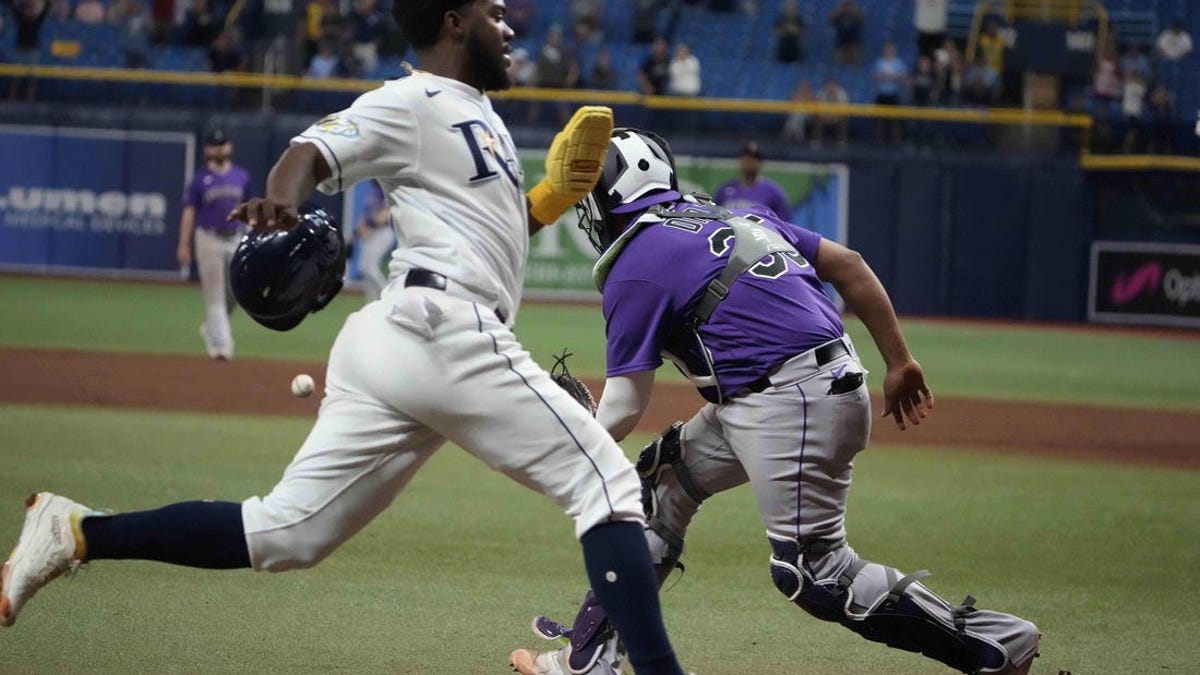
(1, 104, 1196, 324)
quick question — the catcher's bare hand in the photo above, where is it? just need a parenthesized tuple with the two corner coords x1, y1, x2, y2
(229, 198, 299, 230)
(881, 359, 933, 430)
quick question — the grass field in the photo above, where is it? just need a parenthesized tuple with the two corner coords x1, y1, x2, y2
(2, 275, 1200, 674)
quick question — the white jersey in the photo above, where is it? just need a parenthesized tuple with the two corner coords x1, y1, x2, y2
(292, 71, 528, 323)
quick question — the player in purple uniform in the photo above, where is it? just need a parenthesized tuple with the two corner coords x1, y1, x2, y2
(176, 129, 254, 360)
(712, 140, 792, 221)
(508, 129, 1041, 675)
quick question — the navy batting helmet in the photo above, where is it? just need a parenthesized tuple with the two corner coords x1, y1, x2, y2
(230, 205, 346, 332)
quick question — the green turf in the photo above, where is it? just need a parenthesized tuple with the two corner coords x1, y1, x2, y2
(1, 404, 1197, 674)
(2, 276, 1199, 410)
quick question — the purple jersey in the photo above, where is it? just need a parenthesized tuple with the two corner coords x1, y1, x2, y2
(185, 165, 252, 235)
(602, 204, 844, 402)
(714, 177, 792, 221)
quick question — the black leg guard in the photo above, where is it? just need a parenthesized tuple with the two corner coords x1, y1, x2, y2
(769, 537, 1013, 675)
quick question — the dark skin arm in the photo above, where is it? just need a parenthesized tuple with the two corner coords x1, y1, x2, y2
(528, 197, 549, 236)
(228, 142, 332, 230)
(812, 238, 934, 430)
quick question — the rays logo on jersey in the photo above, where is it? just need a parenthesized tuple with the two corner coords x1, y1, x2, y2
(452, 120, 520, 189)
(312, 115, 361, 138)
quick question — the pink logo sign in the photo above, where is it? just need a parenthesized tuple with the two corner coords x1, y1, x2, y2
(1110, 262, 1162, 305)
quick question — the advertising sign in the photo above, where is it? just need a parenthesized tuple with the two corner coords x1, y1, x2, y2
(0, 126, 193, 278)
(1089, 241, 1200, 328)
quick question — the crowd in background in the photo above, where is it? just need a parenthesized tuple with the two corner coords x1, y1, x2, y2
(0, 0, 1196, 154)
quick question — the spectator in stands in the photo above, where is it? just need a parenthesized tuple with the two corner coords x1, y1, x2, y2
(632, 0, 659, 44)
(75, 0, 105, 24)
(507, 46, 534, 87)
(781, 79, 815, 142)
(963, 52, 1000, 106)
(934, 37, 963, 105)
(207, 25, 246, 72)
(1092, 47, 1122, 115)
(774, 0, 805, 64)
(571, 18, 598, 49)
(569, 0, 602, 39)
(306, 38, 339, 78)
(911, 54, 934, 106)
(714, 141, 792, 220)
(348, 0, 381, 75)
(254, 0, 301, 75)
(829, 0, 864, 65)
(872, 42, 907, 142)
(1156, 19, 1193, 62)
(814, 76, 850, 145)
(148, 0, 173, 44)
(107, 0, 149, 68)
(639, 36, 670, 95)
(505, 0, 535, 38)
(1120, 43, 1152, 84)
(530, 23, 579, 125)
(1156, 19, 1193, 94)
(914, 0, 947, 59)
(1121, 70, 1148, 153)
(179, 0, 222, 47)
(1144, 84, 1176, 154)
(590, 47, 617, 90)
(7, 0, 50, 102)
(667, 42, 701, 96)
(300, 0, 343, 70)
(977, 16, 1005, 99)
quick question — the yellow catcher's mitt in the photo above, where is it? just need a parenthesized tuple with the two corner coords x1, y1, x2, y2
(527, 106, 614, 226)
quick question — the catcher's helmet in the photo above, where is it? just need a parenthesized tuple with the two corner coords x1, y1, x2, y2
(576, 127, 680, 253)
(230, 205, 346, 332)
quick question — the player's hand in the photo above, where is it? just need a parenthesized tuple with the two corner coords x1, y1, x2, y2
(527, 106, 613, 225)
(228, 198, 299, 230)
(881, 359, 933, 431)
(176, 244, 191, 268)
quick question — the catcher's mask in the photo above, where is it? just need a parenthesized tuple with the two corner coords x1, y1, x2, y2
(230, 205, 347, 332)
(575, 127, 680, 254)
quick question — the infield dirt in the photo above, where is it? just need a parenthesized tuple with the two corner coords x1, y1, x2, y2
(2, 346, 1196, 469)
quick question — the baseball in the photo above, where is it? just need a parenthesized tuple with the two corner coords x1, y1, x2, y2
(291, 374, 315, 398)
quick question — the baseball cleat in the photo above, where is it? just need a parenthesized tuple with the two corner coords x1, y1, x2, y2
(0, 492, 95, 627)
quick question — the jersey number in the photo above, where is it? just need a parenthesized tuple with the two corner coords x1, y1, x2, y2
(707, 226, 809, 278)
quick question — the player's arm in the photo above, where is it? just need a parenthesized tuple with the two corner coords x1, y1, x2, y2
(812, 238, 933, 429)
(176, 206, 196, 267)
(596, 370, 657, 442)
(228, 143, 332, 230)
(527, 106, 613, 236)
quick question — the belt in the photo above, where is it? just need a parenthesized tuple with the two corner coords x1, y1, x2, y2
(404, 268, 509, 324)
(741, 339, 850, 397)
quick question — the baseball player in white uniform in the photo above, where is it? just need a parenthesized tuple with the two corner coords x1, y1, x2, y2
(354, 179, 394, 302)
(0, 4, 691, 674)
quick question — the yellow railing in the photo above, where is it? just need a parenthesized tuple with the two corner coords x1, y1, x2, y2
(0, 62, 1195, 171)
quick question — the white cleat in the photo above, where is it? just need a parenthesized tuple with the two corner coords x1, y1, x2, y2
(0, 492, 94, 627)
(510, 645, 624, 675)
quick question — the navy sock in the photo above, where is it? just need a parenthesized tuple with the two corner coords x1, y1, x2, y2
(82, 501, 251, 569)
(581, 521, 684, 675)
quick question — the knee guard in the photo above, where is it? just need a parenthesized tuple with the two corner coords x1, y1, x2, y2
(636, 421, 709, 519)
(769, 536, 1029, 674)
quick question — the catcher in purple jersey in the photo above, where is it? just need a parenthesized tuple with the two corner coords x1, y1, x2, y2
(508, 128, 1040, 675)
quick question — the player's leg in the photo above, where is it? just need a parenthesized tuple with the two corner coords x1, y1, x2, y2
(194, 228, 234, 359)
(0, 307, 444, 626)
(401, 294, 685, 675)
(724, 346, 1039, 674)
(511, 409, 750, 675)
